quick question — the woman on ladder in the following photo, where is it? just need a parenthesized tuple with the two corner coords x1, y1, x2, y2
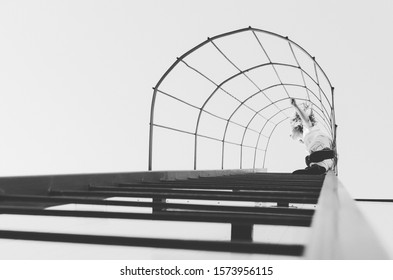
(289, 98, 335, 175)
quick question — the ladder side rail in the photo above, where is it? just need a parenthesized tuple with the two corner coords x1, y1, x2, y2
(305, 171, 389, 259)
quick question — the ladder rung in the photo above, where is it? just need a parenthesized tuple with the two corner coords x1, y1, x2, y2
(0, 230, 305, 256)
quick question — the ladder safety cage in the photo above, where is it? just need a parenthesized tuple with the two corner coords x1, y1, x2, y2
(148, 27, 337, 172)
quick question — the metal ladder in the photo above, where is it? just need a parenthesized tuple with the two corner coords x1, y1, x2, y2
(0, 172, 323, 258)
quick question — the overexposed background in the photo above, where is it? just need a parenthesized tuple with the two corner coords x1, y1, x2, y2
(1, 0, 392, 200)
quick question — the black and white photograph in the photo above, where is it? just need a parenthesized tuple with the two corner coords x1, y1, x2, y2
(0, 0, 392, 278)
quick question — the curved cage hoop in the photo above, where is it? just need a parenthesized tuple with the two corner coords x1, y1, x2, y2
(149, 27, 337, 171)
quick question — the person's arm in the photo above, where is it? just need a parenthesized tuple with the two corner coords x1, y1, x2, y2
(291, 99, 312, 129)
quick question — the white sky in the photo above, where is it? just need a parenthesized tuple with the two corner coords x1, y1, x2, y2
(1, 0, 393, 199)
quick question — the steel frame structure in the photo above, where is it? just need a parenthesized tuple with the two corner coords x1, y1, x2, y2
(0, 170, 388, 259)
(149, 27, 337, 171)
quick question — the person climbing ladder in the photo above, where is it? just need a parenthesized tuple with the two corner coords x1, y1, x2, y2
(289, 98, 335, 175)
